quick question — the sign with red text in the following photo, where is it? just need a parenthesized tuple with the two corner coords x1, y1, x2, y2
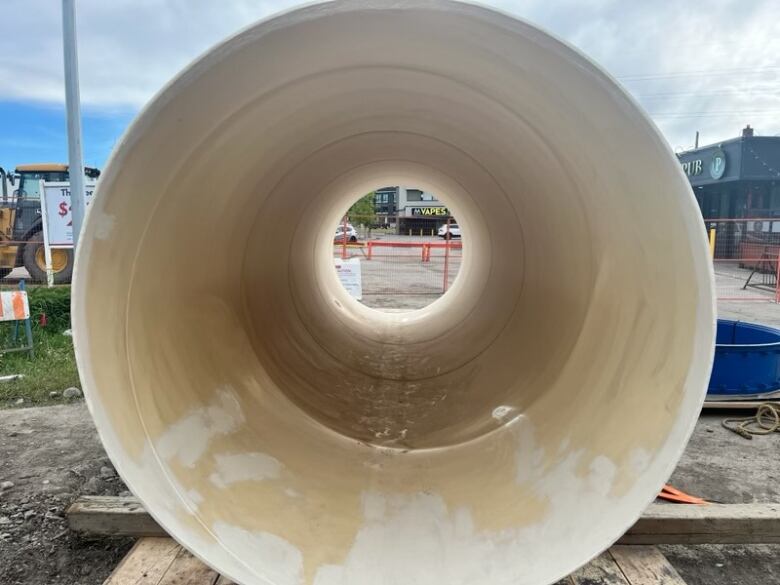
(42, 182, 97, 247)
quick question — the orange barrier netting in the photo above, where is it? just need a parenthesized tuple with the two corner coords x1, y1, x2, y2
(333, 239, 463, 301)
(706, 218, 780, 302)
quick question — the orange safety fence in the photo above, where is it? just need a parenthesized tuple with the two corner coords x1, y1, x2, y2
(333, 238, 463, 301)
(706, 218, 780, 302)
(364, 240, 463, 262)
(329, 216, 780, 306)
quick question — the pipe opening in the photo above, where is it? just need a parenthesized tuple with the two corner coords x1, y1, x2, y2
(331, 187, 465, 313)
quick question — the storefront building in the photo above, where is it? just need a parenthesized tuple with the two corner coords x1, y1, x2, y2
(678, 126, 780, 220)
(373, 186, 453, 233)
(680, 127, 780, 264)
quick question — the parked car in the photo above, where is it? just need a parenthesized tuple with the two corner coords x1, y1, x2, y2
(437, 223, 462, 239)
(334, 224, 359, 243)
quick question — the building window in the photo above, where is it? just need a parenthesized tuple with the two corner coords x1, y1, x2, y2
(406, 189, 423, 201)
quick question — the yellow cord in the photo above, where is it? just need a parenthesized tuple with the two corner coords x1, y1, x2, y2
(722, 403, 780, 440)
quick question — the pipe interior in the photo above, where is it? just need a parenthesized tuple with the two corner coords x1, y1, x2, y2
(75, 4, 714, 585)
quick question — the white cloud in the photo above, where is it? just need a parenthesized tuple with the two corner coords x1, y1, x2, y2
(1, 0, 778, 148)
(497, 0, 780, 149)
(0, 0, 301, 108)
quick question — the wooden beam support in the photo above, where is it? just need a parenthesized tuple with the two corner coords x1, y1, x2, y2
(103, 538, 222, 585)
(108, 539, 689, 585)
(67, 495, 165, 537)
(703, 400, 780, 410)
(67, 496, 780, 544)
(620, 502, 780, 544)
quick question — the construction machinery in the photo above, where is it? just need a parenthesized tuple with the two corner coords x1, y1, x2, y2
(0, 163, 99, 284)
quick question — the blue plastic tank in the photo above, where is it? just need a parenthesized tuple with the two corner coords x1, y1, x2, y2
(708, 319, 780, 397)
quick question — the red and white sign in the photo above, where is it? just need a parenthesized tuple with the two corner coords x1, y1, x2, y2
(334, 257, 362, 300)
(0, 290, 29, 321)
(42, 181, 96, 247)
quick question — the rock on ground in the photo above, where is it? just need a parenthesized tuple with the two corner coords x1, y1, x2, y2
(62, 387, 82, 400)
(0, 403, 131, 585)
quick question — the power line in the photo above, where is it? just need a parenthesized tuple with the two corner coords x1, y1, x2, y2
(635, 88, 780, 99)
(650, 110, 780, 119)
(607, 38, 780, 57)
(617, 66, 780, 82)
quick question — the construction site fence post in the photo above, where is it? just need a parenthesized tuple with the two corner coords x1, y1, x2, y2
(442, 221, 451, 293)
(775, 249, 780, 303)
(341, 216, 348, 260)
(709, 227, 716, 259)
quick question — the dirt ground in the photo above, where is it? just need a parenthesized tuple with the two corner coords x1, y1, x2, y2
(0, 404, 132, 585)
(659, 414, 780, 585)
(1, 402, 779, 585)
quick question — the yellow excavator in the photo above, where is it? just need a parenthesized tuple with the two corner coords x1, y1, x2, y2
(0, 163, 99, 284)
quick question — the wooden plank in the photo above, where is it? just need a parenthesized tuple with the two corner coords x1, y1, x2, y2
(610, 546, 686, 585)
(68, 495, 164, 537)
(703, 400, 780, 410)
(570, 551, 630, 585)
(619, 502, 780, 544)
(158, 547, 219, 585)
(70, 496, 780, 544)
(104, 537, 181, 585)
(107, 540, 688, 585)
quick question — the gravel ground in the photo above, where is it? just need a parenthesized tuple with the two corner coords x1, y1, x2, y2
(0, 403, 132, 585)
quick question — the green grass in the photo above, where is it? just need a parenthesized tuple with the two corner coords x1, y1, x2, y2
(0, 286, 80, 407)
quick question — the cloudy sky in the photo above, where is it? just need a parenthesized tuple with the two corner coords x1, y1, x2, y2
(1, 0, 778, 170)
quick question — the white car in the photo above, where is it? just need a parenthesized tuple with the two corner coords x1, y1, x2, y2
(437, 223, 461, 239)
(334, 224, 359, 242)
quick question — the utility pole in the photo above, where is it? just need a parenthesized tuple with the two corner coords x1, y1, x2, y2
(62, 0, 85, 248)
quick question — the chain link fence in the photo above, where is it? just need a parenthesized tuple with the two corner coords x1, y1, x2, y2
(0, 190, 58, 286)
(708, 218, 780, 302)
(0, 177, 82, 287)
(333, 216, 780, 309)
(333, 213, 462, 310)
(4, 192, 780, 309)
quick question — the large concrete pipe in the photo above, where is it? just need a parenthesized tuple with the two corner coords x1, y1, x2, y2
(73, 2, 715, 584)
